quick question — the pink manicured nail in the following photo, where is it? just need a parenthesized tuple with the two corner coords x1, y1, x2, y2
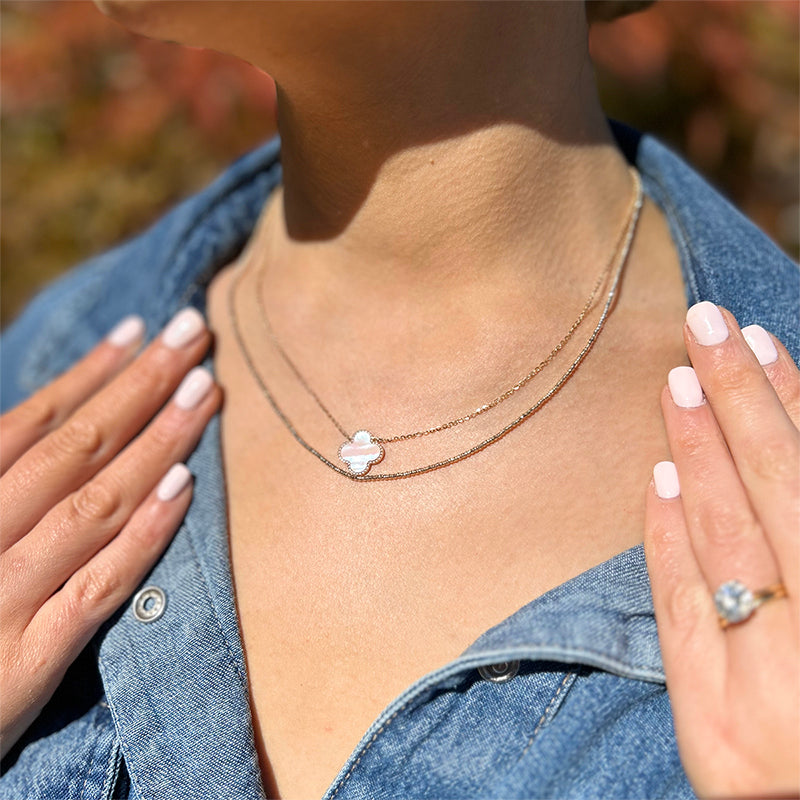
(668, 366, 705, 408)
(156, 463, 192, 502)
(162, 307, 206, 349)
(173, 367, 214, 410)
(742, 324, 778, 366)
(653, 461, 680, 499)
(106, 315, 145, 348)
(686, 301, 729, 346)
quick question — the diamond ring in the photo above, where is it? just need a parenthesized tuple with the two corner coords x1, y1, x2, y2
(714, 580, 788, 629)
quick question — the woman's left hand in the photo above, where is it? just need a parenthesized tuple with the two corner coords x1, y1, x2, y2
(644, 301, 799, 798)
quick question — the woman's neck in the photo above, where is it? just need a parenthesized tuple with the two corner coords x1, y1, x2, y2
(237, 1, 633, 309)
(98, 1, 638, 308)
(198, 2, 686, 460)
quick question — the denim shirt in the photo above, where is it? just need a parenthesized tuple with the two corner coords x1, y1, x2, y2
(1, 122, 798, 800)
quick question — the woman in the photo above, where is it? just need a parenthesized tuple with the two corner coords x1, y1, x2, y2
(1, 2, 797, 798)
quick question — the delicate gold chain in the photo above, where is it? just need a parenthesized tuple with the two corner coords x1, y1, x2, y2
(227, 169, 643, 480)
(248, 167, 642, 443)
(254, 241, 606, 442)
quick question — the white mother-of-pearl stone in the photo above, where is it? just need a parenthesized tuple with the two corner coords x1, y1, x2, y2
(339, 430, 383, 475)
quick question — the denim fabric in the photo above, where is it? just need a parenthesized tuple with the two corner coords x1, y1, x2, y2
(1, 122, 797, 800)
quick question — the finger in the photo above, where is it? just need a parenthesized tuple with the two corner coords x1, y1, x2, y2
(6, 368, 220, 616)
(0, 308, 209, 549)
(645, 469, 796, 795)
(741, 324, 800, 429)
(16, 464, 193, 736)
(684, 302, 799, 588)
(0, 315, 145, 475)
(644, 465, 725, 712)
(661, 373, 791, 658)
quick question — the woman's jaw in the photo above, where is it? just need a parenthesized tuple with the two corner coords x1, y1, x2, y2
(93, 1, 633, 307)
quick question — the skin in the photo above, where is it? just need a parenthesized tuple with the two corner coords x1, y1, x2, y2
(1, 2, 797, 798)
(645, 310, 799, 798)
(0, 316, 222, 759)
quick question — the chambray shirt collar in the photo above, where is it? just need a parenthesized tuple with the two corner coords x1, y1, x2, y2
(461, 546, 662, 682)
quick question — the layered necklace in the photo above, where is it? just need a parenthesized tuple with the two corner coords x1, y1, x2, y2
(228, 168, 643, 480)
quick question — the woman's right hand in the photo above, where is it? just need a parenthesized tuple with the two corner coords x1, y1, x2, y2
(0, 308, 222, 760)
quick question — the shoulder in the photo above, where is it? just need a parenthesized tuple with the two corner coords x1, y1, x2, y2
(614, 120, 800, 364)
(0, 136, 282, 412)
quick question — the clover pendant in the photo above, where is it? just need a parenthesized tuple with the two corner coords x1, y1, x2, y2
(338, 430, 384, 476)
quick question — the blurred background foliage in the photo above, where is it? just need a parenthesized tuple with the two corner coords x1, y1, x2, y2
(1, 0, 798, 327)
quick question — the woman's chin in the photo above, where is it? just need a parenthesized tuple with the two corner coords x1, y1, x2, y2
(92, 0, 169, 38)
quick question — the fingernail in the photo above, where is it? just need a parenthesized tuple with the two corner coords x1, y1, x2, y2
(653, 461, 680, 499)
(742, 324, 778, 366)
(162, 307, 206, 349)
(173, 367, 214, 410)
(668, 366, 705, 408)
(686, 301, 729, 346)
(156, 463, 192, 501)
(107, 315, 145, 348)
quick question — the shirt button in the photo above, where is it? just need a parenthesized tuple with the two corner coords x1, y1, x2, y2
(132, 586, 167, 623)
(478, 660, 520, 683)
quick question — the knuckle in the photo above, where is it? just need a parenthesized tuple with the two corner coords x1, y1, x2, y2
(15, 396, 57, 432)
(666, 581, 709, 638)
(692, 500, 759, 551)
(70, 479, 123, 525)
(711, 358, 752, 395)
(670, 417, 708, 460)
(68, 564, 122, 614)
(51, 417, 104, 462)
(134, 358, 175, 399)
(128, 516, 165, 551)
(743, 432, 800, 486)
(146, 416, 182, 451)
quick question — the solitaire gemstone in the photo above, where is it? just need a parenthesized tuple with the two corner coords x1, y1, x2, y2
(714, 579, 756, 624)
(339, 430, 383, 475)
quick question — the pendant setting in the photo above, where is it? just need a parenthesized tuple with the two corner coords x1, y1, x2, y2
(339, 430, 384, 476)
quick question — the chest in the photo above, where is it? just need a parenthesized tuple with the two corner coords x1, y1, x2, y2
(211, 325, 685, 797)
(204, 214, 688, 796)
